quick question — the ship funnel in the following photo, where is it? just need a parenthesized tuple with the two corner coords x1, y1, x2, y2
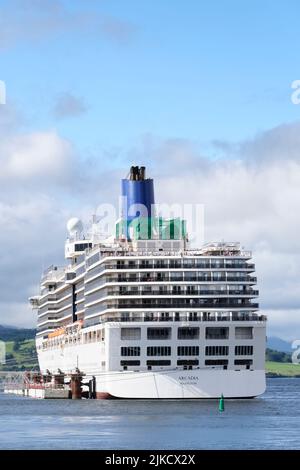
(121, 166, 155, 240)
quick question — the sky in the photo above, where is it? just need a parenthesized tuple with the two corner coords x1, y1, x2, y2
(0, 0, 300, 341)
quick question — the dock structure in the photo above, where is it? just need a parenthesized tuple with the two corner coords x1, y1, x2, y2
(1, 370, 96, 399)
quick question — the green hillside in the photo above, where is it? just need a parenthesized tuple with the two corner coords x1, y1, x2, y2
(0, 325, 36, 342)
(1, 339, 39, 371)
(266, 361, 300, 377)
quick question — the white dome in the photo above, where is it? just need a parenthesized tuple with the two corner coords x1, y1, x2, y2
(67, 217, 83, 235)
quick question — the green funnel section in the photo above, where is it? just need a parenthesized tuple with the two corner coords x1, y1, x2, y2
(116, 216, 187, 241)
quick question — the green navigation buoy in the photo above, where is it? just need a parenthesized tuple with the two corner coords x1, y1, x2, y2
(219, 394, 225, 412)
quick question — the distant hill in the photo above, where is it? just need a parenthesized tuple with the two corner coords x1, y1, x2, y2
(0, 325, 36, 342)
(267, 336, 292, 353)
(266, 348, 291, 363)
(1, 339, 39, 371)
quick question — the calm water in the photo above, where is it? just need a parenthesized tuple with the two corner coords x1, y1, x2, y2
(0, 378, 299, 450)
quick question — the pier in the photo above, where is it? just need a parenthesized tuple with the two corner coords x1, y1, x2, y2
(1, 370, 96, 399)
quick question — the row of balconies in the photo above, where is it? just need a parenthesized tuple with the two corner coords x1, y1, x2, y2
(112, 287, 259, 297)
(85, 299, 259, 314)
(96, 313, 266, 323)
(84, 289, 258, 306)
(85, 262, 255, 281)
(85, 270, 257, 286)
(113, 300, 259, 309)
(114, 261, 255, 270)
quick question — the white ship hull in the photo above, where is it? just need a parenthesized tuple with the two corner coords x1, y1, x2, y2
(96, 369, 266, 399)
(37, 341, 266, 399)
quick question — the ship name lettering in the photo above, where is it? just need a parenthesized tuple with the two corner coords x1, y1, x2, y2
(179, 376, 199, 381)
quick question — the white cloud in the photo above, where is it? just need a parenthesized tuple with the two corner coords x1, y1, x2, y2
(0, 302, 35, 328)
(264, 310, 300, 342)
(0, 130, 73, 180)
(0, 0, 136, 50)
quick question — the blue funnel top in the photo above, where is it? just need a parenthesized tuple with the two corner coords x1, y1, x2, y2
(121, 166, 155, 239)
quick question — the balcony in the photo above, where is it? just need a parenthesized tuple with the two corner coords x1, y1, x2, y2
(108, 300, 259, 310)
(84, 312, 266, 326)
(41, 266, 65, 285)
(106, 275, 257, 283)
(110, 289, 259, 297)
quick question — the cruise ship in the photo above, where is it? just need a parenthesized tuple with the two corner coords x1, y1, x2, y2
(29, 166, 266, 399)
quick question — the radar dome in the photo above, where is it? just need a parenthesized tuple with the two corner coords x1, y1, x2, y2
(67, 217, 83, 235)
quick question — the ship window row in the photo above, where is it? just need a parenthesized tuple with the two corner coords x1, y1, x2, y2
(235, 345, 253, 355)
(178, 346, 199, 356)
(120, 326, 253, 341)
(40, 326, 253, 348)
(121, 346, 140, 356)
(121, 360, 172, 368)
(119, 345, 252, 358)
(147, 346, 171, 356)
(113, 259, 252, 270)
(97, 312, 263, 324)
(114, 299, 258, 309)
(120, 359, 254, 369)
(85, 269, 256, 284)
(74, 243, 92, 252)
(42, 328, 106, 348)
(112, 272, 254, 282)
(235, 359, 253, 366)
(205, 346, 229, 356)
(83, 330, 105, 342)
(113, 285, 257, 296)
(205, 359, 228, 366)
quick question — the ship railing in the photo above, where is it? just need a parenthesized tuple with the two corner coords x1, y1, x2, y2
(102, 275, 256, 283)
(41, 266, 65, 283)
(94, 314, 267, 324)
(87, 262, 254, 271)
(94, 248, 252, 258)
(111, 289, 259, 296)
(111, 302, 259, 309)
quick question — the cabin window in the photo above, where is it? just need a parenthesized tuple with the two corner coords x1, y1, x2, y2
(205, 359, 228, 366)
(120, 360, 140, 366)
(235, 327, 253, 339)
(147, 327, 171, 340)
(177, 346, 199, 356)
(121, 327, 141, 340)
(206, 327, 229, 340)
(147, 346, 171, 356)
(235, 345, 253, 355)
(205, 346, 229, 356)
(121, 347, 141, 357)
(178, 327, 199, 339)
(146, 360, 171, 366)
(177, 359, 199, 366)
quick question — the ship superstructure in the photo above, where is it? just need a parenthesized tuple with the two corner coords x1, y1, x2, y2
(30, 166, 266, 398)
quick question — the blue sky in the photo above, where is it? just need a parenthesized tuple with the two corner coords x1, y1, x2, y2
(1, 0, 300, 338)
(2, 0, 300, 155)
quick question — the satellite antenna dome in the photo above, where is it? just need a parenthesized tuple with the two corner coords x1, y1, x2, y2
(67, 217, 83, 235)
